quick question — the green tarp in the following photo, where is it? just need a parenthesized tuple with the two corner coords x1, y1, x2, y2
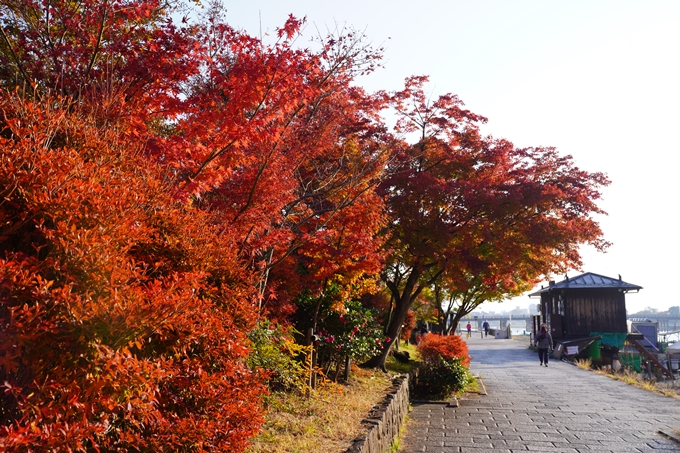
(590, 332, 628, 349)
(589, 332, 642, 372)
(621, 354, 642, 372)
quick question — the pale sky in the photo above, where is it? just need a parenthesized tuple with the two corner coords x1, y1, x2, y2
(223, 1, 680, 314)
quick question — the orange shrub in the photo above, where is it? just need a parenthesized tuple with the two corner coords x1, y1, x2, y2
(0, 94, 265, 452)
(417, 333, 470, 366)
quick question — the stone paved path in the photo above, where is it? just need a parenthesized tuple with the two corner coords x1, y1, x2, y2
(399, 334, 680, 452)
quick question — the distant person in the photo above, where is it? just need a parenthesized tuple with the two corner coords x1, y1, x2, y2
(466, 322, 472, 338)
(482, 320, 490, 337)
(534, 323, 553, 366)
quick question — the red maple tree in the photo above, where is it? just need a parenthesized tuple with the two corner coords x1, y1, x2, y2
(365, 76, 609, 369)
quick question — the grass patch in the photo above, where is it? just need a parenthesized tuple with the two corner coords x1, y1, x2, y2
(249, 342, 483, 452)
(574, 358, 592, 370)
(386, 343, 420, 374)
(248, 365, 399, 453)
(588, 365, 680, 399)
(465, 376, 483, 394)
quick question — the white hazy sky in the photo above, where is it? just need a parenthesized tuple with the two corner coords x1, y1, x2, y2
(223, 1, 680, 314)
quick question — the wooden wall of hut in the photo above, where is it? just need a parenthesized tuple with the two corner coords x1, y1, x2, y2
(564, 289, 627, 336)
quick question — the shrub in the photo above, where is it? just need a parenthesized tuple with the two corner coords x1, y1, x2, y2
(417, 356, 472, 397)
(0, 93, 265, 452)
(415, 334, 471, 398)
(315, 300, 388, 380)
(417, 333, 470, 366)
(247, 320, 312, 392)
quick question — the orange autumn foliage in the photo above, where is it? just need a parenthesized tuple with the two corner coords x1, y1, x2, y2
(400, 310, 416, 342)
(0, 93, 264, 451)
(0, 0, 613, 449)
(0, 1, 390, 450)
(417, 334, 470, 367)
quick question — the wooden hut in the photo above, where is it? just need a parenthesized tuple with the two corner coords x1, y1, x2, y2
(530, 273, 675, 378)
(529, 272, 642, 339)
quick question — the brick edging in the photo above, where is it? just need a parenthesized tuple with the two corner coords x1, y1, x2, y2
(345, 375, 410, 453)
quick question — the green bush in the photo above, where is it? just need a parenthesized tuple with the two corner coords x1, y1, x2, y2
(315, 300, 388, 365)
(417, 355, 471, 398)
(247, 320, 311, 392)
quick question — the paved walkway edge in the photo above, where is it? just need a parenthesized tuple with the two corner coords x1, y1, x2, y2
(658, 429, 680, 445)
(399, 336, 680, 452)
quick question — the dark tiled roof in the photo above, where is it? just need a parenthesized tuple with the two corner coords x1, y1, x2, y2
(529, 272, 642, 296)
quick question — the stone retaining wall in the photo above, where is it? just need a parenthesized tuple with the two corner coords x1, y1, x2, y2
(344, 375, 410, 453)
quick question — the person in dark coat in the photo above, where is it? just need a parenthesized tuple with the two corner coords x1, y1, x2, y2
(482, 320, 490, 337)
(534, 323, 553, 366)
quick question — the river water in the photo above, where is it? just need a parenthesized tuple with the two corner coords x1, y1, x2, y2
(458, 320, 530, 337)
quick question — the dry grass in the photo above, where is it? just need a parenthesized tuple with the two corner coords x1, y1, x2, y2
(248, 367, 395, 453)
(248, 345, 419, 453)
(574, 358, 592, 370)
(590, 365, 680, 399)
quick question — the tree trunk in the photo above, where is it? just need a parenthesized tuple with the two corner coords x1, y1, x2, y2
(450, 310, 467, 336)
(363, 261, 444, 370)
(362, 295, 412, 370)
(362, 269, 423, 370)
(343, 356, 351, 381)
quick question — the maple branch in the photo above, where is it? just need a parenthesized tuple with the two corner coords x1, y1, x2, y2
(384, 278, 401, 301)
(423, 266, 445, 287)
(190, 137, 239, 180)
(191, 41, 295, 183)
(263, 184, 373, 271)
(0, 26, 33, 93)
(83, 0, 109, 83)
(194, 27, 380, 218)
(288, 160, 374, 215)
(232, 135, 284, 222)
(233, 84, 345, 223)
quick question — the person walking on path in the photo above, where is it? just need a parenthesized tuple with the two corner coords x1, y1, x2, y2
(399, 335, 680, 452)
(482, 319, 490, 337)
(466, 322, 472, 338)
(534, 323, 553, 366)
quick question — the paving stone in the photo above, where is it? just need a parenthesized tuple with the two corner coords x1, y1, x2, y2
(398, 335, 680, 452)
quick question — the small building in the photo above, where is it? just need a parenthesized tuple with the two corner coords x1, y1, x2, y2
(530, 273, 675, 378)
(529, 272, 642, 339)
